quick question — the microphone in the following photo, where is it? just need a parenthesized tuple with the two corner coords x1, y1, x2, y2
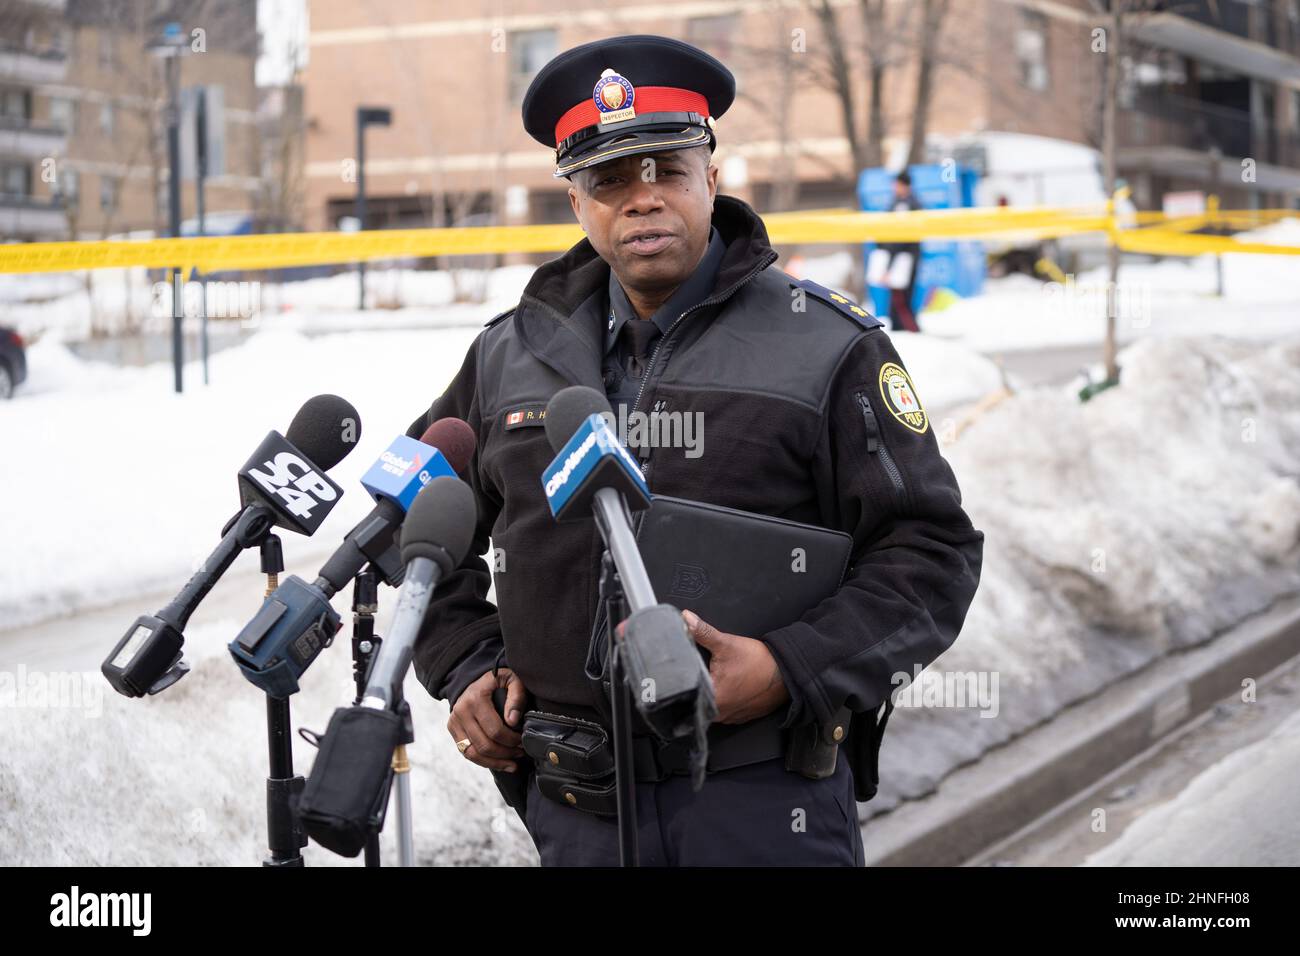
(361, 475, 477, 708)
(541, 386, 714, 742)
(318, 417, 476, 591)
(227, 420, 476, 698)
(102, 395, 362, 699)
(296, 475, 477, 858)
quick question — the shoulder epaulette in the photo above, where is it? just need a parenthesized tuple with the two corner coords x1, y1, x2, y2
(792, 278, 883, 329)
(483, 307, 516, 329)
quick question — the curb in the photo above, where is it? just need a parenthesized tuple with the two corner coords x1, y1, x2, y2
(859, 593, 1300, 867)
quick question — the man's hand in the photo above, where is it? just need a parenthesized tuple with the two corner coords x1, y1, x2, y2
(682, 609, 789, 724)
(446, 667, 527, 772)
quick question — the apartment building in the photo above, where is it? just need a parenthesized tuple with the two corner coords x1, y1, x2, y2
(303, 0, 1300, 237)
(0, 0, 265, 242)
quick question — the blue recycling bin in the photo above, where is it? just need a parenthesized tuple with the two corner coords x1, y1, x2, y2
(857, 164, 984, 321)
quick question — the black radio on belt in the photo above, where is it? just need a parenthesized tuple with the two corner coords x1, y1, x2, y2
(522, 711, 618, 816)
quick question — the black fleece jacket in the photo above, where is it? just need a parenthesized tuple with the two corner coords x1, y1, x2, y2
(405, 195, 983, 729)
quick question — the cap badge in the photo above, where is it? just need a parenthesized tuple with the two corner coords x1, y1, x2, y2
(593, 68, 636, 125)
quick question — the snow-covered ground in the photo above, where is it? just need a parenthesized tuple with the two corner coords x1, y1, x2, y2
(0, 327, 478, 630)
(920, 218, 1300, 352)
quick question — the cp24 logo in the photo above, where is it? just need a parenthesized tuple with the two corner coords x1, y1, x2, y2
(247, 452, 337, 520)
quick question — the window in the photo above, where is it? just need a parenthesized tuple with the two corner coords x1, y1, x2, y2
(686, 14, 739, 62)
(2, 162, 31, 197)
(1, 88, 31, 121)
(56, 167, 79, 200)
(99, 102, 114, 137)
(99, 31, 117, 70)
(49, 96, 75, 131)
(1015, 8, 1050, 92)
(99, 174, 119, 211)
(509, 29, 556, 103)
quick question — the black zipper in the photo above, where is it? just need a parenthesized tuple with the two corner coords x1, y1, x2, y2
(630, 252, 777, 480)
(855, 391, 906, 506)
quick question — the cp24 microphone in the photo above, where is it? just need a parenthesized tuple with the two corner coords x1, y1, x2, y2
(541, 386, 715, 743)
(296, 475, 477, 858)
(228, 419, 476, 699)
(102, 394, 362, 699)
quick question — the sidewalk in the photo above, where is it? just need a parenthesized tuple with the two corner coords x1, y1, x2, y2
(859, 592, 1300, 866)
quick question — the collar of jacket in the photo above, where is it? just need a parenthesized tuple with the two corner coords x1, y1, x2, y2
(510, 194, 779, 391)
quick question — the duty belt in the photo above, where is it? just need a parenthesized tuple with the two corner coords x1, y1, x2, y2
(528, 696, 786, 783)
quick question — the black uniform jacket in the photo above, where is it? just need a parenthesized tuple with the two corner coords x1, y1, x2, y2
(405, 195, 983, 730)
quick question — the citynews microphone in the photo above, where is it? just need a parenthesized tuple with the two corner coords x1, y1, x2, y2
(227, 420, 475, 698)
(541, 387, 715, 743)
(102, 394, 362, 699)
(296, 475, 477, 858)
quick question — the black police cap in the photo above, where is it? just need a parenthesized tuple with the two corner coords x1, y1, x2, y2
(522, 35, 736, 179)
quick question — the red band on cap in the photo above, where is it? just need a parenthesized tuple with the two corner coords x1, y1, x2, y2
(554, 87, 710, 146)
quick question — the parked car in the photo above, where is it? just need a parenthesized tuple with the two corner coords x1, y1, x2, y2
(0, 326, 28, 399)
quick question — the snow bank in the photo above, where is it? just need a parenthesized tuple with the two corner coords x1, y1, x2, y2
(0, 615, 535, 865)
(870, 334, 1300, 813)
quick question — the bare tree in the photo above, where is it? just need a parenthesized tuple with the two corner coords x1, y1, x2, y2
(727, 0, 823, 211)
(905, 0, 953, 165)
(1090, 0, 1157, 383)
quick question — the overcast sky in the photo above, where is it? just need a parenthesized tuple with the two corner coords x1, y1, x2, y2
(256, 0, 308, 87)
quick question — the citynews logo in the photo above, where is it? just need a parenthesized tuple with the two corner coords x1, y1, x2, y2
(248, 452, 336, 520)
(50, 886, 151, 936)
(545, 431, 599, 499)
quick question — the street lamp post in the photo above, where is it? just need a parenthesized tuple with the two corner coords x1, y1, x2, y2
(355, 106, 392, 311)
(149, 22, 190, 394)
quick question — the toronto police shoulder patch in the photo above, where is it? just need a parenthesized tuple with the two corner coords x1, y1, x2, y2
(878, 361, 928, 434)
(791, 278, 884, 329)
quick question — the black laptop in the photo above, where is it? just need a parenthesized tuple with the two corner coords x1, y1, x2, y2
(633, 495, 854, 638)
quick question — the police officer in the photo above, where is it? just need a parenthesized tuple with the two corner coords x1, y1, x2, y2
(405, 34, 983, 866)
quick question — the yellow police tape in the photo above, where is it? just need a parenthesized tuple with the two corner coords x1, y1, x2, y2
(0, 205, 1295, 275)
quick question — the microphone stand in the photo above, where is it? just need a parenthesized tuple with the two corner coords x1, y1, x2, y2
(350, 569, 383, 868)
(391, 691, 416, 867)
(348, 565, 416, 867)
(599, 550, 638, 868)
(260, 534, 308, 867)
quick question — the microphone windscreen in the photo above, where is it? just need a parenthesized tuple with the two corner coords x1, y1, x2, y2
(400, 475, 476, 574)
(545, 386, 612, 453)
(286, 394, 361, 471)
(420, 418, 477, 479)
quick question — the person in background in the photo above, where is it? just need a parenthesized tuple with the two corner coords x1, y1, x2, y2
(870, 170, 922, 332)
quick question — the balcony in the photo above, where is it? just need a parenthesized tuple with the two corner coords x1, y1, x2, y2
(0, 116, 67, 160)
(1120, 92, 1252, 158)
(0, 193, 67, 238)
(1119, 92, 1300, 192)
(0, 44, 68, 85)
(1132, 3, 1300, 84)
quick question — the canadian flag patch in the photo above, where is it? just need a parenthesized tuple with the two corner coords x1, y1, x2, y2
(502, 402, 547, 431)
